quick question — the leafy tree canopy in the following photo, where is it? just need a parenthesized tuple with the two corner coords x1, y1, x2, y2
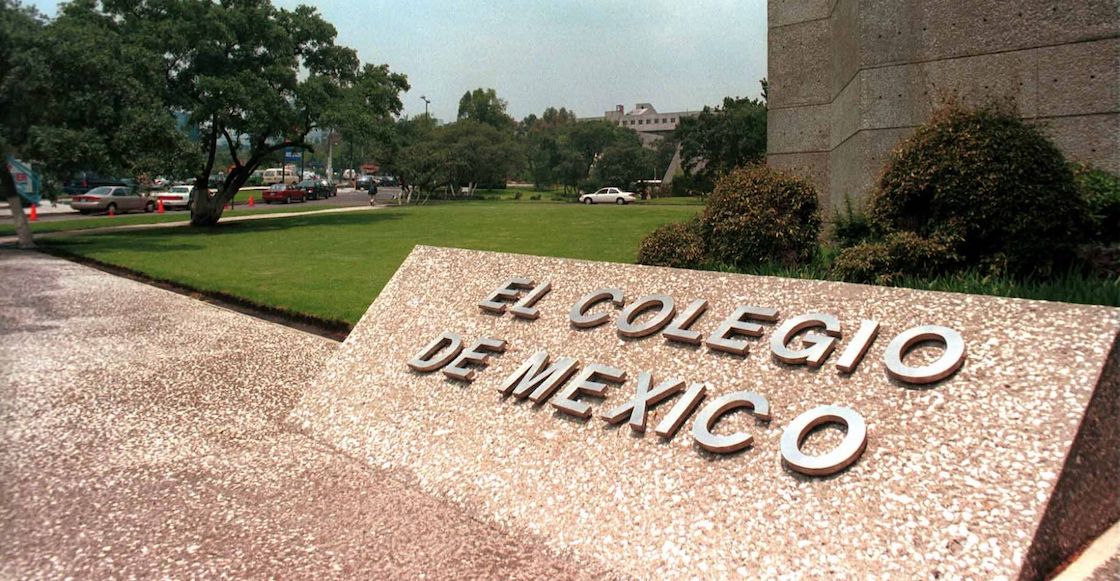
(675, 84, 767, 193)
(101, 0, 408, 225)
(457, 87, 514, 131)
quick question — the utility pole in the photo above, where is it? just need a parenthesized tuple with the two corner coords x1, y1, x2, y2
(420, 95, 431, 117)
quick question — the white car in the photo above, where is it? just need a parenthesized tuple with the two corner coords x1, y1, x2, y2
(153, 185, 194, 210)
(579, 187, 637, 205)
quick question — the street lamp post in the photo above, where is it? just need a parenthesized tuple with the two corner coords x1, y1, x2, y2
(420, 95, 431, 116)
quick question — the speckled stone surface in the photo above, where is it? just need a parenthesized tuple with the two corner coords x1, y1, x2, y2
(0, 251, 601, 580)
(293, 245, 1120, 580)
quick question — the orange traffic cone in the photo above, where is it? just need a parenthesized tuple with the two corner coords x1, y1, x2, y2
(29, 205, 37, 222)
(157, 199, 165, 213)
(248, 195, 255, 207)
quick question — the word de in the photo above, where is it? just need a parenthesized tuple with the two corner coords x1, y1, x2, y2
(407, 331, 867, 477)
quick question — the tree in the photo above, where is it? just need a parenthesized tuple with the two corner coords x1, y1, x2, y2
(440, 120, 519, 195)
(0, 0, 44, 248)
(321, 63, 410, 182)
(520, 106, 577, 188)
(104, 0, 407, 226)
(397, 119, 518, 199)
(1, 0, 194, 248)
(675, 85, 768, 193)
(590, 136, 654, 192)
(457, 88, 514, 130)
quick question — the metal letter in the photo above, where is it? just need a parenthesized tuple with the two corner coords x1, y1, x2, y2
(691, 391, 771, 453)
(443, 337, 507, 382)
(770, 313, 842, 367)
(704, 306, 779, 355)
(601, 372, 685, 432)
(780, 405, 867, 476)
(498, 351, 581, 402)
(663, 299, 709, 345)
(569, 288, 624, 329)
(479, 277, 534, 314)
(551, 363, 626, 419)
(654, 383, 707, 440)
(835, 320, 880, 373)
(407, 331, 464, 372)
(510, 280, 552, 320)
(616, 294, 676, 338)
(883, 325, 966, 384)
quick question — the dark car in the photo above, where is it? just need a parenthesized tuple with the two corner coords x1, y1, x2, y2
(316, 179, 338, 197)
(355, 175, 379, 193)
(294, 179, 327, 200)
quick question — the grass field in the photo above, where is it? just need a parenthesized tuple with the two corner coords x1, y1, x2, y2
(42, 202, 701, 324)
(28, 200, 1119, 328)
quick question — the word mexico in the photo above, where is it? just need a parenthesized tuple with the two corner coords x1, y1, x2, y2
(406, 278, 967, 478)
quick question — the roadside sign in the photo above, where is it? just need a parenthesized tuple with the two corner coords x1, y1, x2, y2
(6, 156, 41, 204)
(284, 148, 302, 163)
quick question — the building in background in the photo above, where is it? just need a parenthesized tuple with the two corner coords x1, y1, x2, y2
(582, 103, 700, 183)
(766, 0, 1119, 211)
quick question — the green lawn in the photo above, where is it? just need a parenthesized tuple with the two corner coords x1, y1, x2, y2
(41, 202, 701, 324)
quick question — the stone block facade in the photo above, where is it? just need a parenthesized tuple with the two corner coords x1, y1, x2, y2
(767, 0, 1120, 210)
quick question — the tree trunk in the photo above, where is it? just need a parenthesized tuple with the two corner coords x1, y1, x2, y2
(1, 166, 34, 249)
(189, 188, 225, 226)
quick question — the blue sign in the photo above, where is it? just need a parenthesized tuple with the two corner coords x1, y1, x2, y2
(284, 148, 302, 163)
(6, 156, 41, 204)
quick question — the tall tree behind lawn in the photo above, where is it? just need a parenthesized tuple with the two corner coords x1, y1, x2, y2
(675, 86, 767, 193)
(1, 0, 195, 247)
(105, 0, 408, 226)
(457, 88, 515, 130)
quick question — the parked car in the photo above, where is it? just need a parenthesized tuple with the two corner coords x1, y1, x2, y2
(261, 167, 299, 185)
(261, 182, 307, 204)
(317, 179, 338, 197)
(69, 186, 155, 214)
(579, 187, 637, 205)
(293, 179, 335, 200)
(153, 185, 194, 210)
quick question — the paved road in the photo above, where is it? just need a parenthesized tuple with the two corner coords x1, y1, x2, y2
(1, 187, 402, 222)
(0, 251, 600, 579)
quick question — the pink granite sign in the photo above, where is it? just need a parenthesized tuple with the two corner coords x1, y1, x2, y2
(292, 246, 1120, 579)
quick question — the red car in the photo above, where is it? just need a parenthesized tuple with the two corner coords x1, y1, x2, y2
(262, 183, 307, 204)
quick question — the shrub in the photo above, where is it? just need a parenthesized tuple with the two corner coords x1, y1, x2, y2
(637, 218, 705, 269)
(699, 164, 821, 268)
(867, 101, 1085, 277)
(831, 193, 873, 248)
(1074, 163, 1120, 244)
(513, 191, 523, 200)
(528, 194, 541, 201)
(831, 231, 961, 285)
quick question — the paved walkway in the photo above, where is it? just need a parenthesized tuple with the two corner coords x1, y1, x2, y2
(0, 251, 597, 579)
(0, 205, 382, 246)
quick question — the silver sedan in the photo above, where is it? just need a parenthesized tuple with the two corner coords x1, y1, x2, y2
(69, 186, 156, 214)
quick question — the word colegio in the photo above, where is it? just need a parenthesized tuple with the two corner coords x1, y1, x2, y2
(404, 277, 968, 477)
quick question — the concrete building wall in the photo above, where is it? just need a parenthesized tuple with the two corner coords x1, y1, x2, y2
(767, 0, 1120, 211)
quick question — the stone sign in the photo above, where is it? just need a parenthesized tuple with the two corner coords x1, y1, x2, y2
(292, 246, 1119, 579)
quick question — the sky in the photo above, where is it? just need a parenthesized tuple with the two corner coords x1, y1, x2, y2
(28, 0, 769, 121)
